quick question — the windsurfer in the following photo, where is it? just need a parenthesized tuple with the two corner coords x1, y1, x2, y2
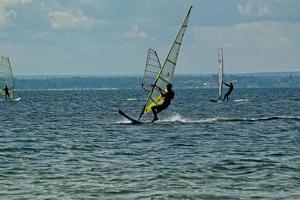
(223, 82, 233, 101)
(3, 85, 12, 100)
(151, 83, 175, 122)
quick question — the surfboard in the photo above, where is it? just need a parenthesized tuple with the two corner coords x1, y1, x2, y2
(210, 99, 223, 103)
(118, 110, 143, 124)
(0, 97, 21, 102)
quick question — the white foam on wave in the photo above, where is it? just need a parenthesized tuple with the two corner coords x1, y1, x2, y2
(233, 99, 250, 102)
(116, 114, 300, 125)
(160, 113, 223, 124)
(116, 118, 133, 124)
(199, 117, 221, 123)
(161, 113, 191, 123)
(126, 98, 137, 101)
(159, 114, 300, 124)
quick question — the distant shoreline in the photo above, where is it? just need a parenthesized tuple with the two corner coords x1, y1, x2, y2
(14, 71, 300, 79)
(13, 72, 300, 90)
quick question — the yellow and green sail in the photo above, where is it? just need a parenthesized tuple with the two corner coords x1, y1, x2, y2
(0, 56, 15, 99)
(139, 6, 192, 120)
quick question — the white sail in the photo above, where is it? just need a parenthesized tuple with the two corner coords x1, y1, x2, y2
(218, 48, 224, 99)
(139, 6, 192, 120)
(141, 48, 162, 92)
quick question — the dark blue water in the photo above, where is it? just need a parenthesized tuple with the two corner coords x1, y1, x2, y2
(0, 88, 299, 199)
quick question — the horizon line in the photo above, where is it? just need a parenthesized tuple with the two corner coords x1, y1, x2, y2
(14, 70, 300, 77)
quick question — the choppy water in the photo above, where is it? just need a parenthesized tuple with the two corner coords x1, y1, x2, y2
(0, 88, 299, 199)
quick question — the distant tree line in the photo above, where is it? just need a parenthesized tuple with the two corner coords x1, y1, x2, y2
(15, 72, 300, 90)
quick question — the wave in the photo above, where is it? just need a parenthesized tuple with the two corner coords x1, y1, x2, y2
(233, 99, 250, 102)
(236, 116, 300, 121)
(117, 119, 133, 124)
(126, 98, 137, 101)
(116, 113, 300, 125)
(159, 114, 300, 124)
(160, 113, 191, 123)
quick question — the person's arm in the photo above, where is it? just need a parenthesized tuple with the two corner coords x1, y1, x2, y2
(151, 84, 165, 95)
(157, 86, 166, 96)
(224, 83, 230, 87)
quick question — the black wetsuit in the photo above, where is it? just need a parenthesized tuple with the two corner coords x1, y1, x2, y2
(151, 89, 175, 120)
(3, 86, 11, 100)
(223, 83, 233, 101)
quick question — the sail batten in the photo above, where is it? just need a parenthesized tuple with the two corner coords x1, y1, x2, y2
(139, 6, 192, 120)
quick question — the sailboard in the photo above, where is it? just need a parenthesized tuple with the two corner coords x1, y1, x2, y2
(0, 56, 19, 101)
(119, 6, 192, 123)
(118, 110, 142, 124)
(210, 48, 224, 103)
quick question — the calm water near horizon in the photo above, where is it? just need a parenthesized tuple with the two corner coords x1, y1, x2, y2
(0, 88, 299, 199)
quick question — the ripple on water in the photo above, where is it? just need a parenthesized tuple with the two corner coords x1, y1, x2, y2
(0, 89, 299, 199)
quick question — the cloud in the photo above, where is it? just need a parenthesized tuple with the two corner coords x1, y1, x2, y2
(193, 21, 296, 49)
(79, 0, 97, 4)
(48, 9, 102, 29)
(121, 24, 148, 39)
(238, 0, 270, 16)
(190, 21, 300, 72)
(0, 0, 33, 25)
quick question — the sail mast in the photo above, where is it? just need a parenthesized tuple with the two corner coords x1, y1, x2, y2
(156, 6, 192, 83)
(218, 48, 224, 100)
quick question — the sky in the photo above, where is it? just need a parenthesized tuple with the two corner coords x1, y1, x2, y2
(0, 0, 299, 76)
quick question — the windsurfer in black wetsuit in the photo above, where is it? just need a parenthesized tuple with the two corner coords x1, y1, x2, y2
(3, 85, 12, 100)
(151, 83, 175, 122)
(223, 82, 233, 101)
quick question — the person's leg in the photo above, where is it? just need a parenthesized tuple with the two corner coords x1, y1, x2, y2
(227, 91, 232, 101)
(151, 104, 168, 122)
(151, 106, 159, 121)
(223, 92, 229, 101)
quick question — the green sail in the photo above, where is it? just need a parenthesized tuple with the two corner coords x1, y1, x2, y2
(0, 56, 15, 99)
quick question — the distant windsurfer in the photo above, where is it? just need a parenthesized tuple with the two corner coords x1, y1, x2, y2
(223, 82, 233, 101)
(151, 83, 175, 122)
(3, 85, 12, 100)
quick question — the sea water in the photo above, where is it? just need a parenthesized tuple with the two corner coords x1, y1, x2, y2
(0, 88, 299, 199)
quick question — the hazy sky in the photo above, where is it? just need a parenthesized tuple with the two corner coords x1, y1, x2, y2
(0, 0, 299, 75)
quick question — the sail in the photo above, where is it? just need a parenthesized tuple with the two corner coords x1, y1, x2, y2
(0, 56, 14, 99)
(141, 48, 162, 92)
(218, 48, 224, 99)
(139, 6, 192, 120)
